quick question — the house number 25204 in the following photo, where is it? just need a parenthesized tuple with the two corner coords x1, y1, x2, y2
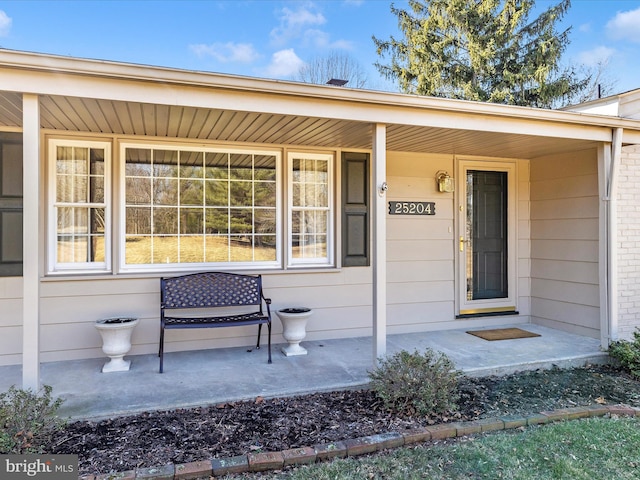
(388, 201, 436, 215)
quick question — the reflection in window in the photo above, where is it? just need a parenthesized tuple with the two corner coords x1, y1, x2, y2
(289, 153, 332, 265)
(54, 145, 107, 266)
(124, 146, 278, 267)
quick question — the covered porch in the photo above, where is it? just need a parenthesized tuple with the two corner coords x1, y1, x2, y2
(1, 49, 639, 399)
(0, 323, 607, 419)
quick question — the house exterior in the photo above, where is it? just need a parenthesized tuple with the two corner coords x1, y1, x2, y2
(2, 49, 640, 390)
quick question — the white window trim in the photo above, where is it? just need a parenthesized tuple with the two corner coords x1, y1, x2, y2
(47, 139, 112, 274)
(287, 151, 335, 268)
(118, 142, 282, 273)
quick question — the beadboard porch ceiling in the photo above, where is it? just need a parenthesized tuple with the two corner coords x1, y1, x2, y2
(0, 91, 599, 159)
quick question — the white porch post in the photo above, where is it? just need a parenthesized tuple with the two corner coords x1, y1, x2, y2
(372, 123, 387, 364)
(598, 128, 623, 350)
(22, 94, 41, 390)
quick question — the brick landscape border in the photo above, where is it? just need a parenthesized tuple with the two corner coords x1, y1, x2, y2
(80, 404, 640, 480)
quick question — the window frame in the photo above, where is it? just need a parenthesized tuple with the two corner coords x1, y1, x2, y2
(287, 151, 334, 268)
(47, 139, 112, 274)
(118, 142, 282, 273)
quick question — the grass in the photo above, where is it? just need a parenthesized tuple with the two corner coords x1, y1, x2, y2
(225, 417, 640, 479)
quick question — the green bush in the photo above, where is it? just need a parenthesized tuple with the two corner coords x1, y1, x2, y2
(368, 348, 460, 417)
(609, 329, 640, 378)
(0, 385, 65, 454)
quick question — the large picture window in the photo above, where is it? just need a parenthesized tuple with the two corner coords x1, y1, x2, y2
(48, 140, 110, 273)
(121, 144, 280, 271)
(288, 152, 333, 266)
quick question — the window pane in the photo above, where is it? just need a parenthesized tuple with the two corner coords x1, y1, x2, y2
(205, 235, 229, 262)
(229, 209, 252, 233)
(230, 235, 253, 261)
(205, 152, 228, 179)
(90, 176, 104, 203)
(126, 207, 151, 235)
(126, 177, 152, 205)
(255, 235, 276, 261)
(255, 208, 276, 234)
(230, 153, 253, 180)
(180, 208, 203, 234)
(153, 178, 178, 205)
(153, 207, 178, 235)
(205, 180, 228, 206)
(125, 236, 152, 264)
(125, 148, 152, 177)
(179, 151, 203, 178)
(91, 208, 106, 234)
(179, 235, 204, 263)
(153, 150, 179, 177)
(180, 179, 203, 206)
(90, 148, 104, 175)
(255, 182, 276, 207)
(152, 236, 179, 264)
(230, 181, 252, 206)
(205, 208, 229, 234)
(255, 155, 276, 180)
(90, 236, 105, 262)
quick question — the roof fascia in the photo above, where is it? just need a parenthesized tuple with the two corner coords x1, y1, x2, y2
(1, 49, 639, 139)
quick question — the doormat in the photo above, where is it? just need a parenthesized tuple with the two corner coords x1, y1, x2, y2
(466, 327, 541, 341)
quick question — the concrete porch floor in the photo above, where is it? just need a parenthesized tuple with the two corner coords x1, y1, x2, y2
(0, 323, 608, 420)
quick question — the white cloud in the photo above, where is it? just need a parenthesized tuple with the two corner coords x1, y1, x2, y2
(578, 23, 591, 33)
(606, 7, 640, 43)
(0, 10, 12, 37)
(270, 4, 326, 45)
(189, 42, 261, 63)
(264, 49, 305, 78)
(577, 46, 615, 67)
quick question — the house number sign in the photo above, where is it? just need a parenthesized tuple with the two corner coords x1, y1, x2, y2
(388, 201, 436, 216)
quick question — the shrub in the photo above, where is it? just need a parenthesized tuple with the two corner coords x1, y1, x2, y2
(368, 348, 460, 417)
(609, 329, 640, 378)
(0, 385, 65, 454)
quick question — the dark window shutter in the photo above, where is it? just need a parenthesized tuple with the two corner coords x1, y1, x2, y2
(341, 152, 369, 266)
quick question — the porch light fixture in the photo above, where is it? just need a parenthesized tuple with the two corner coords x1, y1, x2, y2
(378, 181, 388, 196)
(327, 78, 348, 86)
(436, 171, 454, 193)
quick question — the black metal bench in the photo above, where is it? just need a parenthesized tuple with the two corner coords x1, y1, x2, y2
(159, 271, 272, 373)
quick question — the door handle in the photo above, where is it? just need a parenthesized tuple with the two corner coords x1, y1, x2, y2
(460, 236, 465, 252)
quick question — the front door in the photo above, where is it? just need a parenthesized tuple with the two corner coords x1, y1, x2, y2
(457, 160, 516, 315)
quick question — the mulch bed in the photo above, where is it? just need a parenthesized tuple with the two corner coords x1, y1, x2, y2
(51, 364, 640, 475)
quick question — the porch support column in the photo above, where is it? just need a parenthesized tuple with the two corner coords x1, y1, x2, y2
(22, 94, 41, 390)
(372, 123, 387, 364)
(598, 128, 622, 349)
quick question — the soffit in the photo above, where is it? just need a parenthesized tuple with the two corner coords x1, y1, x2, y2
(0, 91, 599, 159)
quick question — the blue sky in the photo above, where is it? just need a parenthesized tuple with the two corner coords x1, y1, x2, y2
(0, 0, 639, 95)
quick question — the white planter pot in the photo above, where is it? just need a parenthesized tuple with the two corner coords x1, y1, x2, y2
(277, 308, 312, 356)
(95, 318, 139, 372)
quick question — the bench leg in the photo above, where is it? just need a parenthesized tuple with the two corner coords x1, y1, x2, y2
(267, 321, 272, 364)
(159, 326, 165, 373)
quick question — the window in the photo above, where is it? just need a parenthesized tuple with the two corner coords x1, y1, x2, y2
(288, 152, 333, 266)
(121, 144, 280, 271)
(48, 140, 110, 273)
(47, 140, 338, 274)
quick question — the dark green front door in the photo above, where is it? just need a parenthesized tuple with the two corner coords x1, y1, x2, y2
(467, 170, 508, 300)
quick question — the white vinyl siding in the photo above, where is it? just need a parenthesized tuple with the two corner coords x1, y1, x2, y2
(530, 149, 600, 338)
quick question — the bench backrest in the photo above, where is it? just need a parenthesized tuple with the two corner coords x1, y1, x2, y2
(161, 272, 263, 310)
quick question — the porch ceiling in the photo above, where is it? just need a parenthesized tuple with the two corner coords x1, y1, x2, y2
(0, 91, 598, 159)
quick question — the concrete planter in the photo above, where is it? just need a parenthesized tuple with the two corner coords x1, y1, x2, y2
(95, 317, 139, 372)
(277, 308, 312, 356)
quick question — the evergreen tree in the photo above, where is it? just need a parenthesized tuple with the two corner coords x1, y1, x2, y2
(373, 0, 590, 108)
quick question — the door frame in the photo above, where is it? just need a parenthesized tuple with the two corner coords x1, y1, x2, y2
(455, 157, 518, 316)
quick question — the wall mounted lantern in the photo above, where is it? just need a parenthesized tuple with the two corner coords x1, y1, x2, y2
(436, 171, 454, 193)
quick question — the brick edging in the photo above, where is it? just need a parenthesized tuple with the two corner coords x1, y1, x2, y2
(82, 404, 640, 480)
